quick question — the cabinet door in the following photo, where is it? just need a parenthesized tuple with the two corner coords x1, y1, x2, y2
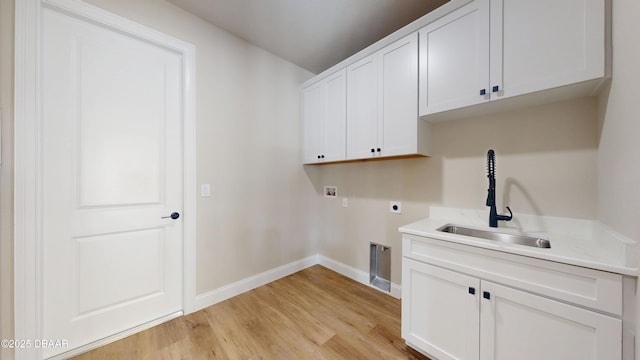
(347, 54, 379, 160)
(302, 81, 326, 164)
(492, 0, 606, 101)
(402, 258, 480, 360)
(380, 33, 418, 157)
(480, 281, 621, 360)
(323, 69, 346, 162)
(419, 0, 490, 116)
(301, 70, 346, 164)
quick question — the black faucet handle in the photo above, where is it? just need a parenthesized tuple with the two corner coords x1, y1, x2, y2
(497, 206, 513, 221)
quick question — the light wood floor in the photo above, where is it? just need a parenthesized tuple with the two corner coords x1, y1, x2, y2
(72, 265, 431, 360)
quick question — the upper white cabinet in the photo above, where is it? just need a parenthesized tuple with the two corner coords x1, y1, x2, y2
(302, 69, 346, 164)
(418, 0, 490, 115)
(301, 0, 609, 163)
(347, 33, 429, 161)
(381, 33, 427, 158)
(346, 53, 379, 159)
(494, 0, 605, 100)
(419, 0, 607, 116)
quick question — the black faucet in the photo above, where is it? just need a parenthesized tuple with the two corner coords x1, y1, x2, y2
(486, 149, 512, 227)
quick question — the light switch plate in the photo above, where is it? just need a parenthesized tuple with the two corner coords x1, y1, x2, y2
(201, 183, 211, 197)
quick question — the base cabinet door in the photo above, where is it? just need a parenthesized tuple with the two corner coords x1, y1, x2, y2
(402, 258, 480, 360)
(480, 281, 621, 360)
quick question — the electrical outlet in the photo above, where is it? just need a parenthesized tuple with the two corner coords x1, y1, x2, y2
(342, 198, 348, 207)
(390, 201, 402, 214)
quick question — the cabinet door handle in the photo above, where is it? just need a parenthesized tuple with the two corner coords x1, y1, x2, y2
(376, 148, 381, 152)
(321, 155, 325, 159)
(468, 287, 475, 295)
(317, 155, 321, 159)
(492, 85, 499, 93)
(371, 148, 375, 153)
(480, 89, 486, 96)
(483, 291, 491, 300)
(161, 212, 180, 220)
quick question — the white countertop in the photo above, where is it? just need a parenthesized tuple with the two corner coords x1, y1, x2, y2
(399, 207, 638, 276)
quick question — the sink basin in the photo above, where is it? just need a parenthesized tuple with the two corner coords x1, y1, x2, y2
(437, 224, 551, 249)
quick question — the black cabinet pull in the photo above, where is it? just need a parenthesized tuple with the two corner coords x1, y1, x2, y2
(468, 287, 475, 295)
(321, 155, 325, 159)
(483, 291, 491, 300)
(480, 89, 486, 96)
(317, 155, 321, 159)
(371, 148, 375, 153)
(492, 85, 499, 93)
(376, 148, 381, 152)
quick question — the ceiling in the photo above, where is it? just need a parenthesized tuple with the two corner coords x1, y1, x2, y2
(166, 0, 449, 74)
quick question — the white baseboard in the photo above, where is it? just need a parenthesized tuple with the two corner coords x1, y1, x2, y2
(192, 255, 319, 312)
(192, 253, 401, 313)
(317, 255, 401, 299)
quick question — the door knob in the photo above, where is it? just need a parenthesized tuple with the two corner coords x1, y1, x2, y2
(162, 212, 180, 220)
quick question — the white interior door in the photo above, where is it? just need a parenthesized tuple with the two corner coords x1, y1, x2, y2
(41, 6, 184, 358)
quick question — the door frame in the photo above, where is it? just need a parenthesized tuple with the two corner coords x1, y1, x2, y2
(14, 0, 197, 358)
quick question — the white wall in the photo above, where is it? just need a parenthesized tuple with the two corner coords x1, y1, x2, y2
(0, 1, 319, 351)
(596, 2, 640, 359)
(311, 97, 599, 284)
(598, 1, 640, 245)
(0, 0, 636, 358)
(81, 0, 318, 293)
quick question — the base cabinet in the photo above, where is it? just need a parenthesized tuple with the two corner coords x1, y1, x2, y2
(480, 281, 621, 360)
(402, 258, 622, 360)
